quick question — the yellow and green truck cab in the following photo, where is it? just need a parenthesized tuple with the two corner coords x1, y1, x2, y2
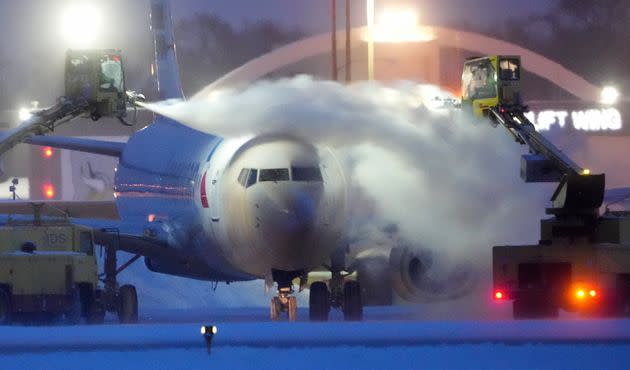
(0, 221, 101, 324)
(461, 55, 522, 117)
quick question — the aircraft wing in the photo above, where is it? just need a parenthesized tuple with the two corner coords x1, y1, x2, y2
(0, 201, 174, 261)
(25, 136, 126, 157)
(0, 200, 119, 219)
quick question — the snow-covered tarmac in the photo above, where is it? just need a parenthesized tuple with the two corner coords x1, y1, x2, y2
(1, 307, 630, 370)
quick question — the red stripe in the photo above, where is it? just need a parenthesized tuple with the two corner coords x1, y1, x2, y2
(200, 171, 209, 208)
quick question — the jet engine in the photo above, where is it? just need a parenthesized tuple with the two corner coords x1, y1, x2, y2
(355, 246, 478, 305)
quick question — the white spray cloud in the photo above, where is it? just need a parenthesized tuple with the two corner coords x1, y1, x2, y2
(142, 76, 550, 308)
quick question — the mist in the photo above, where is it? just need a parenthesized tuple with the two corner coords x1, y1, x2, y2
(144, 76, 551, 314)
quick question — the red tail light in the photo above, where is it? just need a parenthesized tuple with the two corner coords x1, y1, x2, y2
(494, 291, 504, 300)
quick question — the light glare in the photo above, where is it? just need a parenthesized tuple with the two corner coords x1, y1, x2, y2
(576, 290, 585, 298)
(60, 3, 103, 48)
(44, 184, 56, 199)
(18, 107, 32, 122)
(601, 86, 619, 105)
(43, 147, 54, 158)
(367, 8, 434, 43)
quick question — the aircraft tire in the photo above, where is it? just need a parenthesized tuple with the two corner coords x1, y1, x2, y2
(343, 281, 363, 321)
(270, 297, 281, 321)
(309, 282, 330, 321)
(288, 296, 298, 322)
(118, 284, 138, 324)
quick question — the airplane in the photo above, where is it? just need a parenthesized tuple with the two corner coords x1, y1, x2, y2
(0, 0, 465, 322)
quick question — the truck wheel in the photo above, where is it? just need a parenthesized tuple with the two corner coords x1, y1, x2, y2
(513, 296, 558, 319)
(82, 288, 105, 324)
(0, 289, 11, 325)
(309, 282, 330, 321)
(87, 302, 105, 324)
(118, 285, 138, 324)
(65, 288, 82, 325)
(343, 281, 363, 321)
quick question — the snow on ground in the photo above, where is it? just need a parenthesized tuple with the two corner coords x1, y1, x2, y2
(2, 309, 630, 370)
(4, 345, 629, 370)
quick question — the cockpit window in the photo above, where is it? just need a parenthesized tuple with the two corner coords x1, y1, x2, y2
(237, 168, 249, 187)
(246, 169, 258, 188)
(259, 168, 290, 182)
(291, 167, 323, 182)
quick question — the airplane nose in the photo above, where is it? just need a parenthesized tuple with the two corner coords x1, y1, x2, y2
(270, 188, 319, 233)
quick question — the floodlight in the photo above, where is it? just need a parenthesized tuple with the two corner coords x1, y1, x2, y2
(60, 3, 103, 48)
(371, 8, 433, 43)
(18, 107, 32, 122)
(600, 86, 619, 105)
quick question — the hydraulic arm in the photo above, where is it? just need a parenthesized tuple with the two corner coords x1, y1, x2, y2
(0, 49, 144, 158)
(462, 55, 605, 219)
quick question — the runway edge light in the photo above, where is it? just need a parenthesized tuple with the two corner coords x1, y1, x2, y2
(200, 325, 218, 354)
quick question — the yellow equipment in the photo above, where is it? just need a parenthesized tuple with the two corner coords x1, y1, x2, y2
(0, 212, 103, 324)
(65, 49, 128, 120)
(461, 55, 522, 117)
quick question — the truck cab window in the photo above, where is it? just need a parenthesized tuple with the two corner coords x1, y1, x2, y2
(499, 58, 520, 81)
(79, 232, 93, 255)
(100, 57, 124, 93)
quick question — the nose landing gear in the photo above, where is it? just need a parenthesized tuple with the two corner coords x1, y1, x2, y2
(269, 269, 302, 321)
(270, 288, 298, 321)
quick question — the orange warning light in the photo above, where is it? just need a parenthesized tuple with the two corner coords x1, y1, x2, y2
(43, 147, 54, 158)
(43, 184, 55, 199)
(576, 290, 585, 299)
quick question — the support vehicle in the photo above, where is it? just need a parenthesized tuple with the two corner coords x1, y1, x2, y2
(462, 55, 630, 318)
(0, 204, 138, 324)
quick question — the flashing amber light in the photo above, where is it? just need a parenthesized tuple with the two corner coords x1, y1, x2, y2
(494, 291, 504, 300)
(576, 290, 586, 299)
(589, 290, 597, 297)
(43, 147, 54, 158)
(43, 184, 55, 199)
(582, 168, 591, 175)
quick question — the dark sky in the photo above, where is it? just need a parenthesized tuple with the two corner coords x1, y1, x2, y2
(0, 0, 555, 106)
(170, 0, 555, 33)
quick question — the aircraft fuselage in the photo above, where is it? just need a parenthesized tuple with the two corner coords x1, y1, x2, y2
(114, 118, 347, 282)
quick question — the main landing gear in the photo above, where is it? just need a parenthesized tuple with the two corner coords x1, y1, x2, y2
(309, 248, 363, 322)
(268, 249, 364, 322)
(95, 232, 141, 324)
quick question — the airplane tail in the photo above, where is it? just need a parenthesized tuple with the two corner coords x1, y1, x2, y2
(150, 0, 185, 100)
